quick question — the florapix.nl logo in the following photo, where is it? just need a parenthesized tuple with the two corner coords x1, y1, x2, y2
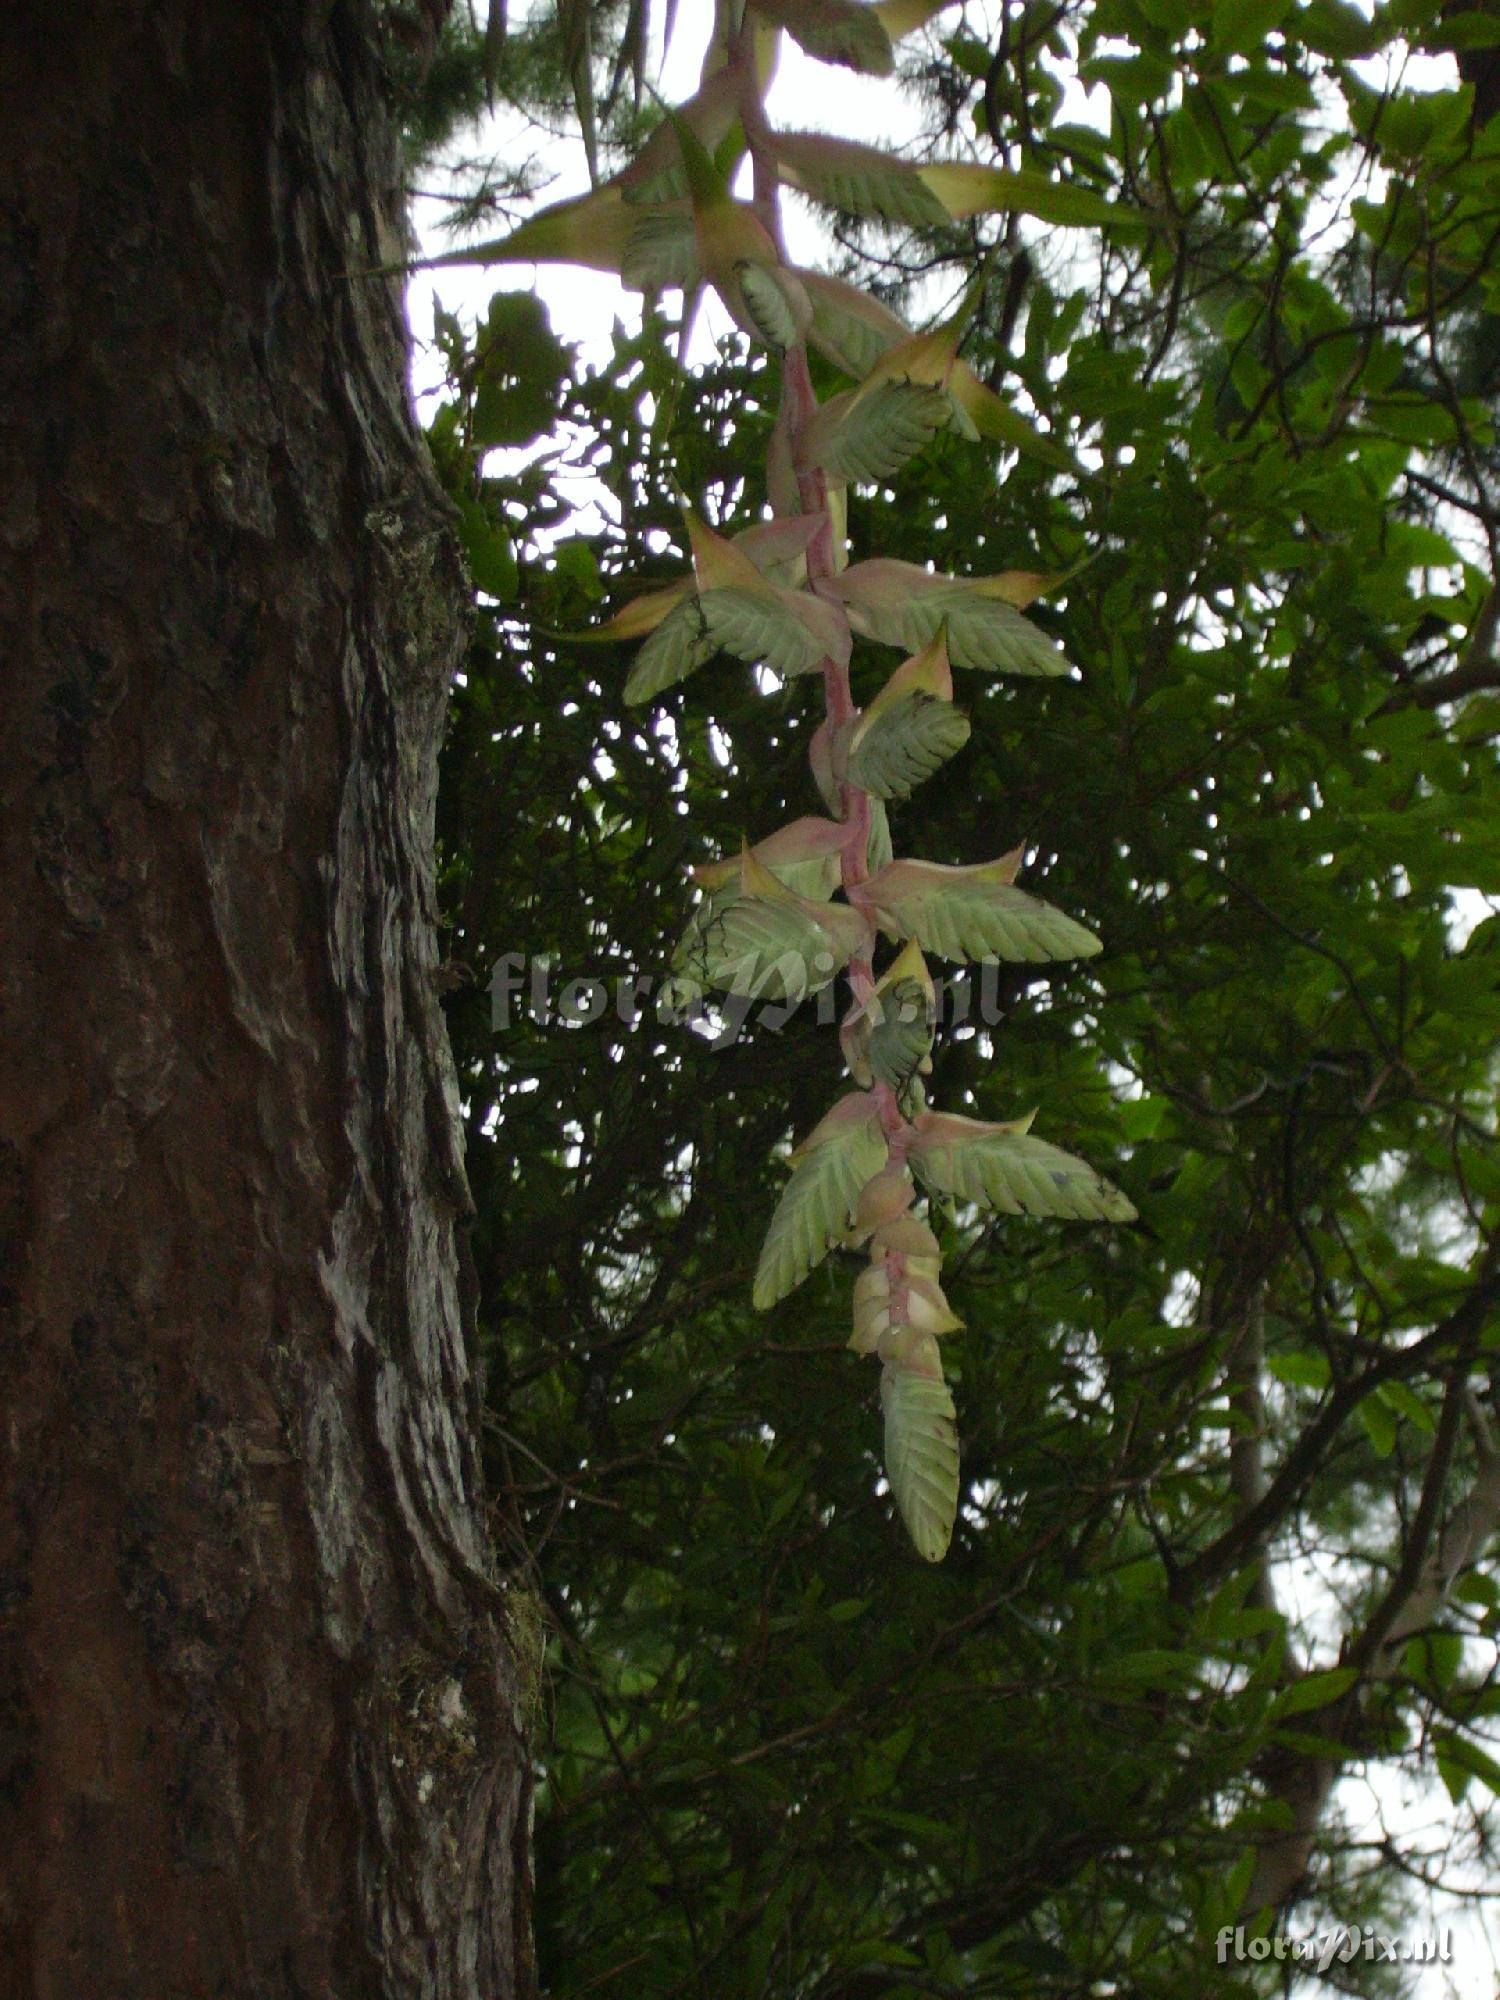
(488, 950, 1021, 1051)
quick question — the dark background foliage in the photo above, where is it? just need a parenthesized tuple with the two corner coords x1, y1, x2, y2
(412, 2, 1500, 1991)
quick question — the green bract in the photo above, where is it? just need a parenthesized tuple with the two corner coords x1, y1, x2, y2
(864, 857, 1103, 963)
(880, 1358, 961, 1563)
(845, 694, 972, 799)
(910, 1111, 1137, 1223)
(753, 1098, 890, 1309)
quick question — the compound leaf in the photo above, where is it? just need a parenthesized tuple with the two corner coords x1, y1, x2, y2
(910, 1112, 1136, 1221)
(881, 1359, 960, 1561)
(832, 560, 1071, 674)
(624, 595, 717, 703)
(775, 131, 948, 222)
(700, 581, 846, 677)
(809, 380, 953, 483)
(752, 0, 896, 75)
(863, 857, 1102, 961)
(801, 268, 912, 379)
(847, 698, 970, 797)
(754, 1097, 890, 1307)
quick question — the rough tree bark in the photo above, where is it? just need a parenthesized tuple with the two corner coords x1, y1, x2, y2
(0, 4, 536, 1995)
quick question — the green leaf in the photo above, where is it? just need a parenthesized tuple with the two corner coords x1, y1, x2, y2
(674, 868, 867, 1003)
(1438, 1744, 1473, 1804)
(832, 560, 1071, 674)
(810, 381, 953, 483)
(866, 797, 894, 873)
(553, 539, 603, 602)
(672, 891, 830, 1001)
(842, 301, 1074, 468)
(1209, 0, 1293, 57)
(801, 269, 912, 379)
(1434, 1729, 1500, 1802)
(1404, 1629, 1463, 1690)
(958, 382, 1073, 466)
(1434, 9, 1500, 49)
(753, 0, 896, 76)
(1267, 1667, 1358, 1719)
(857, 1721, 914, 1797)
(832, 1938, 925, 1971)
(1377, 1378, 1436, 1434)
(1455, 1571, 1500, 1611)
(700, 581, 845, 678)
(881, 1360, 959, 1561)
(471, 291, 569, 447)
(1359, 1394, 1397, 1458)
(456, 499, 518, 601)
(994, 1939, 1077, 1976)
(626, 545, 847, 701)
(1116, 1095, 1167, 1142)
(846, 694, 972, 798)
(618, 205, 701, 292)
(774, 134, 1148, 231)
(863, 858, 1102, 962)
(1266, 1350, 1331, 1390)
(736, 262, 808, 351)
(1300, 0, 1383, 56)
(1215, 1850, 1257, 1923)
(775, 131, 950, 224)
(827, 1597, 870, 1623)
(754, 1098, 889, 1307)
(1110, 1649, 1201, 1683)
(865, 977, 935, 1087)
(911, 1111, 1137, 1221)
(921, 161, 1148, 231)
(624, 595, 717, 704)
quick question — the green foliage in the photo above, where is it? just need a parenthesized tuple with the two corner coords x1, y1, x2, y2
(426, 0, 1500, 1990)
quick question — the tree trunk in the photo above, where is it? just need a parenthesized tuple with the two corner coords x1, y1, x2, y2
(0, 4, 536, 1995)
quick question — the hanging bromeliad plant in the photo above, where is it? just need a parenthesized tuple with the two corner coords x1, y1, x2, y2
(446, 0, 1136, 1559)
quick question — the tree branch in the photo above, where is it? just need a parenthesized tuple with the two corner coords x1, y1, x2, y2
(1180, 1243, 1500, 1598)
(1242, 1337, 1500, 1913)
